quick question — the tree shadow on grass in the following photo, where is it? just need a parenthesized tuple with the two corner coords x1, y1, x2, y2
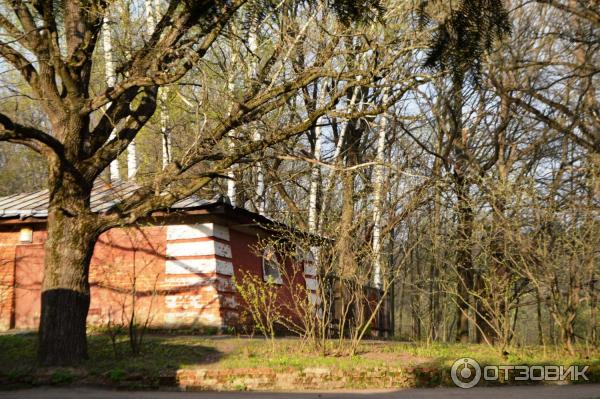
(0, 333, 224, 388)
(85, 335, 223, 378)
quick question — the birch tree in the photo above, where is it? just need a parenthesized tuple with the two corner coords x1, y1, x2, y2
(371, 88, 389, 288)
(102, 5, 119, 180)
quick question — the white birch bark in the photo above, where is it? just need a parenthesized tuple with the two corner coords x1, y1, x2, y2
(307, 126, 322, 234)
(102, 10, 120, 181)
(371, 88, 390, 289)
(122, 0, 164, 180)
(226, 38, 240, 206)
(145, 0, 156, 29)
(152, 0, 171, 169)
(126, 140, 137, 179)
(159, 90, 171, 168)
(226, 146, 237, 206)
(248, 28, 265, 214)
(226, 101, 237, 206)
(307, 81, 329, 234)
(254, 130, 266, 214)
(109, 1, 137, 180)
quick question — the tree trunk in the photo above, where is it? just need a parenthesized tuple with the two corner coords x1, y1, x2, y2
(564, 321, 576, 355)
(337, 117, 362, 278)
(445, 75, 473, 344)
(536, 287, 545, 346)
(429, 133, 444, 342)
(371, 88, 389, 289)
(410, 220, 422, 341)
(317, 84, 361, 235)
(455, 178, 473, 344)
(38, 184, 98, 366)
(102, 8, 120, 181)
(590, 270, 598, 346)
(475, 274, 499, 345)
(308, 81, 328, 234)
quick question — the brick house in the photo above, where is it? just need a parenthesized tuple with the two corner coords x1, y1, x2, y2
(0, 180, 317, 332)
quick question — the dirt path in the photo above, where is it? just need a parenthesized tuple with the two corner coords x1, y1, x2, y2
(1, 385, 599, 399)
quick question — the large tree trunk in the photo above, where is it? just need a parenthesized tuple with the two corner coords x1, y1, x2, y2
(454, 161, 475, 343)
(38, 182, 98, 366)
(475, 274, 499, 345)
(443, 74, 474, 344)
(454, 153, 473, 344)
(337, 117, 363, 278)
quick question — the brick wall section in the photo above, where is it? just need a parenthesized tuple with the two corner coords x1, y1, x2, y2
(162, 223, 233, 328)
(0, 218, 309, 332)
(14, 243, 44, 328)
(88, 226, 168, 328)
(0, 229, 18, 330)
(228, 230, 311, 332)
(0, 225, 47, 330)
(227, 229, 260, 328)
(175, 366, 437, 390)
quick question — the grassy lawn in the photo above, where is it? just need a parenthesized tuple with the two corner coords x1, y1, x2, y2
(1, 333, 598, 388)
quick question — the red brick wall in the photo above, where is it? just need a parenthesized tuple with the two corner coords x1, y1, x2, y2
(0, 225, 48, 330)
(14, 243, 44, 329)
(89, 226, 168, 328)
(227, 229, 312, 332)
(0, 220, 310, 332)
(0, 229, 18, 330)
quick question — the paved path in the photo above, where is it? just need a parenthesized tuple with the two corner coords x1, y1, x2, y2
(1, 385, 599, 399)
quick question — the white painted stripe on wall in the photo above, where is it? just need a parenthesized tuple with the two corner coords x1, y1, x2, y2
(305, 278, 318, 291)
(166, 258, 212, 274)
(165, 258, 233, 275)
(216, 259, 234, 275)
(304, 264, 317, 276)
(162, 276, 214, 287)
(167, 223, 230, 241)
(166, 241, 232, 258)
(164, 312, 221, 327)
(309, 292, 320, 305)
(165, 294, 213, 310)
(214, 242, 232, 258)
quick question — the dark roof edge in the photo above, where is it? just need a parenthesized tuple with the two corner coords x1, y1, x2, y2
(0, 195, 326, 243)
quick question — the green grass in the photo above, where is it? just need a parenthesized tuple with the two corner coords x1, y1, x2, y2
(380, 341, 600, 368)
(0, 333, 219, 383)
(0, 333, 598, 386)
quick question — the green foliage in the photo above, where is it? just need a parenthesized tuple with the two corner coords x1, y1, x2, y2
(50, 370, 74, 385)
(233, 271, 285, 350)
(108, 368, 125, 382)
